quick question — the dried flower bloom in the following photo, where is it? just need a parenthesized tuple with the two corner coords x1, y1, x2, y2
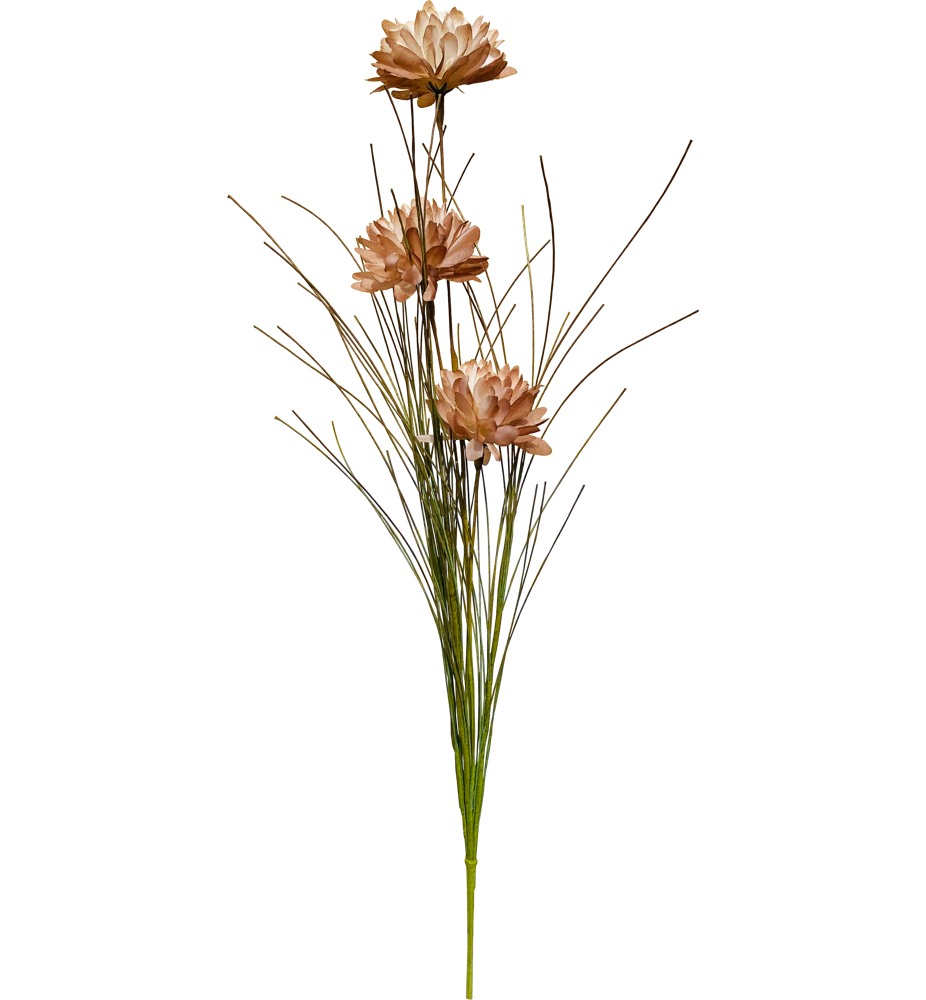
(418, 358, 552, 462)
(368, 1, 516, 107)
(352, 199, 488, 302)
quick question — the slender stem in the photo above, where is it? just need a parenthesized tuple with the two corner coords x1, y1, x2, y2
(466, 857, 477, 999)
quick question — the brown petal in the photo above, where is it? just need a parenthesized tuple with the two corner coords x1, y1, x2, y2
(435, 397, 453, 424)
(475, 399, 499, 424)
(441, 259, 483, 281)
(422, 23, 440, 54)
(395, 25, 420, 51)
(443, 42, 489, 88)
(394, 281, 417, 302)
(494, 398, 511, 422)
(455, 377, 475, 407)
(472, 377, 496, 408)
(453, 390, 478, 435)
(414, 7, 429, 38)
(448, 8, 465, 29)
(456, 21, 473, 48)
(436, 384, 453, 407)
(514, 435, 552, 456)
(446, 412, 469, 438)
(441, 31, 459, 63)
(356, 247, 383, 264)
(444, 270, 484, 285)
(440, 227, 480, 267)
(518, 383, 535, 399)
(505, 393, 534, 424)
(465, 439, 485, 462)
(476, 418, 497, 441)
(494, 425, 521, 446)
(375, 61, 421, 83)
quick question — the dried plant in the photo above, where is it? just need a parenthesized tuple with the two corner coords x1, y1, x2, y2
(229, 4, 697, 996)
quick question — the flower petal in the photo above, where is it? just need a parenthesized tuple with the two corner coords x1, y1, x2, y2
(493, 425, 521, 446)
(514, 435, 552, 456)
(476, 418, 497, 440)
(440, 226, 480, 268)
(505, 393, 534, 424)
(465, 438, 485, 462)
(452, 389, 478, 435)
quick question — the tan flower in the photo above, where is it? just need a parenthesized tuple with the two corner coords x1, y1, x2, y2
(368, 2, 516, 107)
(352, 199, 488, 302)
(417, 358, 552, 462)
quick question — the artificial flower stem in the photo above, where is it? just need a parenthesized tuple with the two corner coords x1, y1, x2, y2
(465, 857, 478, 998)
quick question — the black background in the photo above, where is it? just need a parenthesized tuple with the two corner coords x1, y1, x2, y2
(216, 10, 722, 997)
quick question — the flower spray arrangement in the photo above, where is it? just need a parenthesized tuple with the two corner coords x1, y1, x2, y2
(229, 3, 697, 995)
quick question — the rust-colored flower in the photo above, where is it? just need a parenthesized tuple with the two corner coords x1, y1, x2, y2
(368, 2, 516, 107)
(352, 199, 488, 302)
(418, 358, 552, 462)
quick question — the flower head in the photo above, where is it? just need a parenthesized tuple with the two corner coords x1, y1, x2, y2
(418, 358, 552, 463)
(369, 2, 516, 107)
(352, 199, 488, 302)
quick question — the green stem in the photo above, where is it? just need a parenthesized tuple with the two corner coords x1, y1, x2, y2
(465, 857, 477, 998)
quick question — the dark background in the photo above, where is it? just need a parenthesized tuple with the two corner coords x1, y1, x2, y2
(216, 10, 712, 997)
